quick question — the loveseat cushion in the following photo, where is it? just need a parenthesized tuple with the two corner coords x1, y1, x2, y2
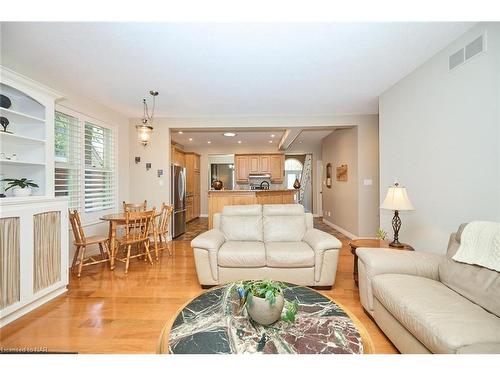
(262, 204, 306, 242)
(220, 205, 263, 241)
(265, 241, 315, 268)
(218, 241, 266, 268)
(372, 274, 500, 354)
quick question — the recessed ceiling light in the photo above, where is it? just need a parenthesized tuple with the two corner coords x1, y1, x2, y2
(189, 138, 193, 141)
(178, 131, 183, 134)
(270, 134, 275, 138)
(223, 132, 236, 137)
(237, 140, 242, 144)
(299, 141, 303, 144)
(207, 141, 211, 144)
(269, 140, 273, 143)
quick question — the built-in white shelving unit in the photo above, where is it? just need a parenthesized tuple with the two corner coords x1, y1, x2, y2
(0, 66, 69, 328)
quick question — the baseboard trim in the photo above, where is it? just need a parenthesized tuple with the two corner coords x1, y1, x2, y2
(322, 219, 358, 240)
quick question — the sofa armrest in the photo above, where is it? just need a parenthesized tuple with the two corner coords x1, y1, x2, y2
(356, 248, 443, 280)
(191, 229, 226, 251)
(191, 229, 225, 283)
(303, 228, 342, 282)
(356, 248, 444, 315)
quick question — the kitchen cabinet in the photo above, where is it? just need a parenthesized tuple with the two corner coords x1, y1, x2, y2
(249, 155, 260, 173)
(171, 145, 185, 167)
(270, 154, 285, 183)
(235, 153, 284, 183)
(235, 155, 250, 183)
(184, 152, 201, 221)
(259, 155, 271, 173)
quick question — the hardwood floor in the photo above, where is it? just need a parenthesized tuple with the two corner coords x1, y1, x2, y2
(0, 217, 398, 354)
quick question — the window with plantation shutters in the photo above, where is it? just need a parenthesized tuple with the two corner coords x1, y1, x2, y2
(54, 111, 81, 210)
(84, 122, 115, 212)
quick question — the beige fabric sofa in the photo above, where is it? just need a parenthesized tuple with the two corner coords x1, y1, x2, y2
(357, 224, 500, 354)
(191, 204, 342, 287)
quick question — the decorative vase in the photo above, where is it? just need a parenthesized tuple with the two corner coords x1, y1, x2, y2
(246, 294, 284, 325)
(212, 179, 223, 190)
(13, 187, 32, 197)
(293, 178, 301, 189)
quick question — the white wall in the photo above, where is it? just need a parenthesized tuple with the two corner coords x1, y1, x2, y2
(379, 22, 500, 253)
(128, 118, 171, 211)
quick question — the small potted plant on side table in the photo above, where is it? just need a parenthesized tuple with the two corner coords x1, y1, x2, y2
(236, 280, 299, 326)
(2, 178, 39, 197)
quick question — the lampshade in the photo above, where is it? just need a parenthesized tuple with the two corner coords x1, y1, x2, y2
(381, 184, 414, 211)
(136, 124, 153, 146)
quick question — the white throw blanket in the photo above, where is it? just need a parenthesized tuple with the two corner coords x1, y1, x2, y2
(453, 221, 500, 272)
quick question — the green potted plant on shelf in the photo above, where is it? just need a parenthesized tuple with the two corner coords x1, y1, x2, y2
(2, 178, 39, 197)
(236, 280, 299, 326)
(376, 228, 388, 241)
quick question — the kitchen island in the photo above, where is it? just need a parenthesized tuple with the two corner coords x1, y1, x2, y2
(207, 189, 298, 228)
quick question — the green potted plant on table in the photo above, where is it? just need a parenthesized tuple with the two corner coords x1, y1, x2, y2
(2, 178, 39, 197)
(236, 280, 299, 326)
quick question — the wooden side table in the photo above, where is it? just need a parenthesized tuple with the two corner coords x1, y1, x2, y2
(349, 239, 414, 286)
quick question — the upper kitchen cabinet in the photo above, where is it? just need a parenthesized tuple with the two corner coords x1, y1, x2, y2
(249, 155, 260, 174)
(235, 155, 249, 183)
(171, 144, 185, 167)
(235, 153, 284, 184)
(259, 155, 270, 173)
(270, 154, 285, 183)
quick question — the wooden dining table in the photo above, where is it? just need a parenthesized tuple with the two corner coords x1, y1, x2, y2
(100, 212, 161, 270)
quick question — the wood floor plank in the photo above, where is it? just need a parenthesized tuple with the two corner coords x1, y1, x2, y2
(0, 217, 398, 354)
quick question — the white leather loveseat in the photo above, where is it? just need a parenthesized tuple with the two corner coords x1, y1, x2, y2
(191, 204, 342, 287)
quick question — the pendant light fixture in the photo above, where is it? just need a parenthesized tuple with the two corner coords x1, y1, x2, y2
(136, 90, 159, 146)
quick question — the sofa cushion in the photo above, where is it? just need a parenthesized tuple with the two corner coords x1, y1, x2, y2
(265, 242, 314, 268)
(439, 257, 500, 317)
(220, 205, 263, 241)
(262, 204, 306, 242)
(218, 241, 266, 268)
(372, 274, 500, 354)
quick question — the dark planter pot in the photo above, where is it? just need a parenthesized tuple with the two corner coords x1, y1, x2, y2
(212, 180, 223, 190)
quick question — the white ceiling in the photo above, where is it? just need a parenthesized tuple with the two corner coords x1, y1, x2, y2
(171, 129, 285, 148)
(1, 22, 474, 117)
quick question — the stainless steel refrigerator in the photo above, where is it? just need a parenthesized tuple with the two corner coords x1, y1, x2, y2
(171, 164, 186, 238)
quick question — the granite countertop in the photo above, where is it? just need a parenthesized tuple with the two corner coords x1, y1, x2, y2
(208, 189, 297, 193)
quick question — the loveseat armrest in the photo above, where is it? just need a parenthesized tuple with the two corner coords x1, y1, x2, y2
(303, 228, 342, 282)
(191, 229, 226, 285)
(191, 229, 226, 251)
(356, 248, 444, 314)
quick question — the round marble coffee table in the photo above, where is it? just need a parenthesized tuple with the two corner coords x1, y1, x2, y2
(158, 283, 373, 354)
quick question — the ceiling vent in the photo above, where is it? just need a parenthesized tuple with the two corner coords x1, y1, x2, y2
(449, 33, 486, 71)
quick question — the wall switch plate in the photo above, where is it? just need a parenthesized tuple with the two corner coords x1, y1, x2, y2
(135, 157, 140, 164)
(146, 163, 151, 171)
(157, 169, 163, 177)
(363, 179, 373, 186)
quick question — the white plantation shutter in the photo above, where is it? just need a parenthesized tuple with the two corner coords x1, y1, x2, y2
(84, 122, 115, 212)
(54, 111, 81, 210)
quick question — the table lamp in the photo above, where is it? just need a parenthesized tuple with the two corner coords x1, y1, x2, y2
(381, 182, 414, 248)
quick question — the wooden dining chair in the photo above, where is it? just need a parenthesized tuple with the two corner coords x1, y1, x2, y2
(114, 208, 156, 274)
(69, 210, 110, 277)
(123, 200, 147, 212)
(153, 203, 174, 258)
